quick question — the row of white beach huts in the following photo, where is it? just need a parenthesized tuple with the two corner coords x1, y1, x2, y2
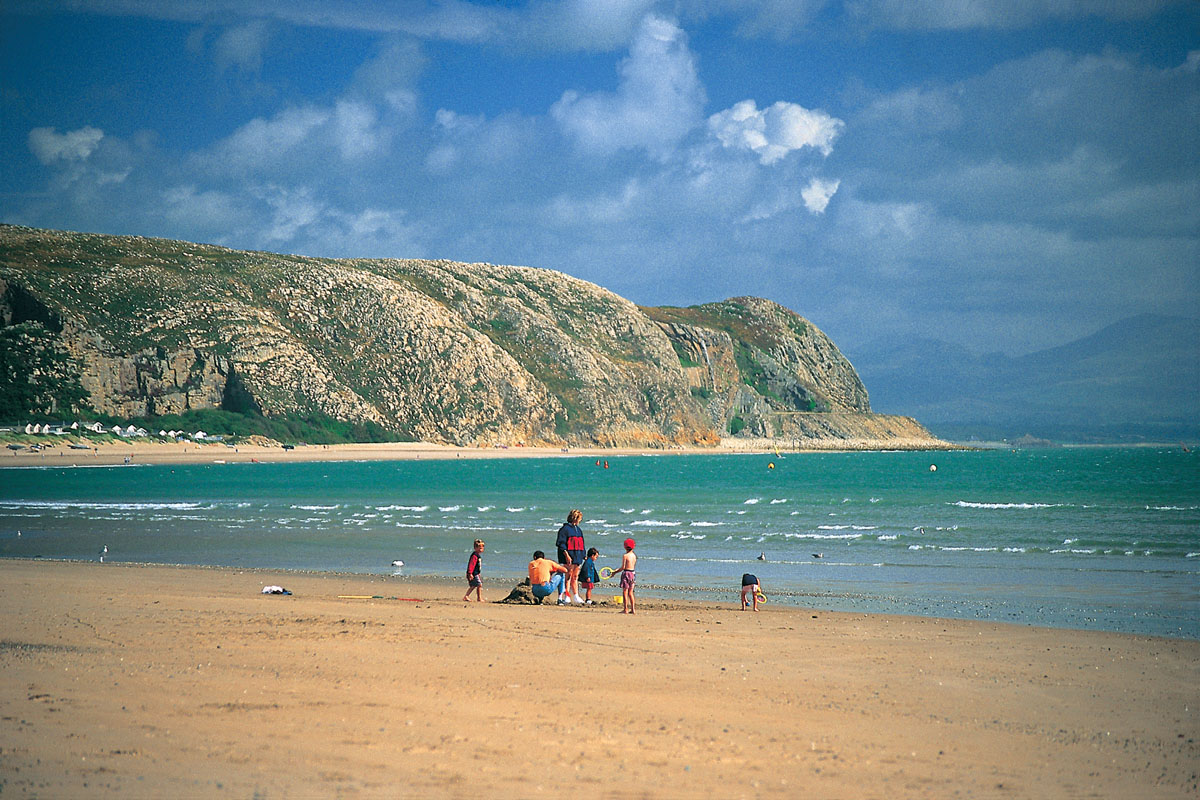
(12, 421, 224, 441)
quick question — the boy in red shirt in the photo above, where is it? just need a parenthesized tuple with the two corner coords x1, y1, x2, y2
(463, 539, 484, 602)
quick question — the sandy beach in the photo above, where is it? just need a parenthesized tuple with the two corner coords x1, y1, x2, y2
(0, 433, 965, 469)
(1, 560, 1196, 798)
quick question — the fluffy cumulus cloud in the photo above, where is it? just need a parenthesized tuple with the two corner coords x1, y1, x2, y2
(28, 126, 104, 164)
(551, 15, 705, 157)
(7, 2, 1197, 360)
(708, 100, 843, 163)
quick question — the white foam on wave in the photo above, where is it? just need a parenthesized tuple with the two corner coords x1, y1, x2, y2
(620, 508, 635, 514)
(744, 498, 761, 505)
(293, 504, 339, 511)
(953, 500, 1062, 510)
(439, 505, 461, 512)
(378, 504, 428, 512)
(770, 498, 788, 504)
(1187, 552, 1199, 558)
(586, 519, 606, 524)
(506, 507, 525, 513)
(1003, 547, 1026, 553)
(0, 500, 205, 511)
(477, 505, 494, 512)
(670, 532, 707, 540)
(877, 534, 898, 540)
(758, 531, 863, 540)
(631, 519, 681, 527)
(818, 524, 878, 531)
(690, 521, 723, 527)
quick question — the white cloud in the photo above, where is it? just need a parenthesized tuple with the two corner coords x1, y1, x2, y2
(258, 185, 324, 244)
(28, 126, 104, 164)
(512, 0, 658, 51)
(332, 100, 384, 160)
(208, 106, 330, 174)
(162, 185, 244, 233)
(551, 15, 705, 157)
(846, 0, 1174, 30)
(683, 0, 830, 39)
(708, 100, 843, 164)
(801, 178, 840, 213)
(548, 179, 643, 225)
(212, 19, 271, 73)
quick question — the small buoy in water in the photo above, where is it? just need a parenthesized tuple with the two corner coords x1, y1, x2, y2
(768, 462, 775, 470)
(929, 464, 937, 472)
(391, 560, 405, 567)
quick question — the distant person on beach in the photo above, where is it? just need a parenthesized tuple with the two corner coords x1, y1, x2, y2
(741, 573, 765, 611)
(528, 550, 569, 605)
(578, 547, 600, 605)
(463, 539, 484, 602)
(613, 538, 637, 614)
(556, 509, 586, 604)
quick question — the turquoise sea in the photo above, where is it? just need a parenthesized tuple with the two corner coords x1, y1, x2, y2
(2, 447, 1197, 638)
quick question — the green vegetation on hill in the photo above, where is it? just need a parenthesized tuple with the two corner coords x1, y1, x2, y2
(122, 408, 406, 445)
(0, 321, 91, 422)
(643, 300, 807, 354)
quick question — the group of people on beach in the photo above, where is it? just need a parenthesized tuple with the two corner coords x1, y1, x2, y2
(463, 508, 767, 613)
(462, 509, 638, 613)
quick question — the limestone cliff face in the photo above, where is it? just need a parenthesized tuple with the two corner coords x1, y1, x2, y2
(0, 225, 942, 448)
(644, 298, 871, 438)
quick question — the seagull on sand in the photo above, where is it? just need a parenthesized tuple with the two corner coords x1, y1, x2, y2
(100, 544, 108, 563)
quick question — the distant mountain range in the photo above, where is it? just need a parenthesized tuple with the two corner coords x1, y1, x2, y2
(849, 314, 1200, 443)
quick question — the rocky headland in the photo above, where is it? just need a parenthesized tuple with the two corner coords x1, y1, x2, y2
(0, 224, 948, 450)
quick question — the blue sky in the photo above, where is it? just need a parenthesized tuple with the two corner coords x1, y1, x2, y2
(2, 0, 1197, 359)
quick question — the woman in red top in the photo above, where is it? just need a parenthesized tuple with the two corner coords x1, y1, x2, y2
(555, 509, 586, 604)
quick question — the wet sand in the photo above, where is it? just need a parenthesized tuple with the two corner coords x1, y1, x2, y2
(1, 559, 1196, 798)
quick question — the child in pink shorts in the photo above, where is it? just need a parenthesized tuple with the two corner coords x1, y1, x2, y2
(613, 538, 637, 614)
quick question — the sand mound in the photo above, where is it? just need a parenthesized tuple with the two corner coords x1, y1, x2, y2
(497, 578, 539, 604)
